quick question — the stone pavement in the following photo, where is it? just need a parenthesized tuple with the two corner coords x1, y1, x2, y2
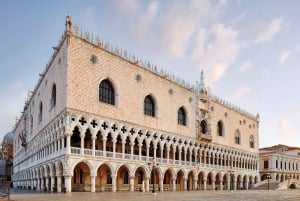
(9, 189, 300, 201)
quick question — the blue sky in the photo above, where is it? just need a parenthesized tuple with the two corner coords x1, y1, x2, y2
(1, 0, 300, 148)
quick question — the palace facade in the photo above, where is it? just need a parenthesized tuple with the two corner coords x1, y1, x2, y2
(12, 16, 260, 193)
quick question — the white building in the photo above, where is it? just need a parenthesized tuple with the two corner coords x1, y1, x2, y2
(12, 16, 260, 193)
(259, 144, 300, 182)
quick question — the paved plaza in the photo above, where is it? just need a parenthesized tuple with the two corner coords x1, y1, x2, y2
(8, 189, 300, 201)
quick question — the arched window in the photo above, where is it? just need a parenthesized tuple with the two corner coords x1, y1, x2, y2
(30, 115, 33, 133)
(249, 135, 255, 148)
(235, 130, 241, 144)
(217, 120, 224, 136)
(51, 84, 56, 108)
(200, 120, 207, 134)
(99, 79, 115, 105)
(178, 107, 186, 126)
(38, 102, 43, 122)
(144, 95, 155, 117)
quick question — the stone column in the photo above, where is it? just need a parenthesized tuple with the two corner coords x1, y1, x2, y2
(122, 142, 125, 159)
(159, 178, 163, 192)
(138, 143, 142, 161)
(203, 180, 207, 190)
(103, 139, 107, 157)
(179, 149, 182, 164)
(91, 176, 96, 192)
(173, 150, 176, 164)
(183, 178, 187, 191)
(66, 135, 71, 154)
(130, 143, 134, 160)
(112, 175, 117, 192)
(92, 136, 96, 156)
(183, 150, 187, 165)
(80, 134, 84, 155)
(36, 179, 40, 191)
(41, 178, 44, 191)
(146, 143, 150, 162)
(64, 176, 72, 192)
(219, 179, 223, 190)
(112, 139, 116, 158)
(167, 147, 170, 164)
(145, 178, 150, 192)
(194, 179, 198, 190)
(227, 177, 231, 191)
(172, 178, 176, 191)
(130, 176, 134, 192)
(51, 176, 55, 192)
(57, 175, 62, 192)
(212, 179, 216, 191)
(234, 179, 237, 191)
(45, 177, 49, 191)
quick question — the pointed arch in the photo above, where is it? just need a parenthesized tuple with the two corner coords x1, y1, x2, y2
(235, 130, 241, 144)
(99, 79, 115, 105)
(200, 120, 207, 134)
(38, 101, 43, 122)
(249, 135, 255, 148)
(178, 106, 187, 126)
(144, 95, 155, 117)
(51, 83, 56, 108)
(217, 120, 224, 137)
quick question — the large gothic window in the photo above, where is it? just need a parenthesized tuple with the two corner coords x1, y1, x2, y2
(38, 102, 43, 122)
(249, 135, 255, 148)
(99, 79, 115, 105)
(178, 107, 186, 126)
(200, 120, 207, 134)
(144, 95, 155, 117)
(51, 84, 56, 108)
(235, 130, 241, 144)
(217, 120, 224, 136)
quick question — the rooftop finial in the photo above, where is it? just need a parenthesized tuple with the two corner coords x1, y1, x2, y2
(65, 12, 72, 31)
(200, 70, 205, 86)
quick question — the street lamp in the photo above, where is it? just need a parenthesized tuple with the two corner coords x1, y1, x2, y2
(266, 173, 271, 190)
(148, 157, 158, 194)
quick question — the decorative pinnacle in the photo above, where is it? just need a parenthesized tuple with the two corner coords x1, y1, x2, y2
(65, 12, 72, 31)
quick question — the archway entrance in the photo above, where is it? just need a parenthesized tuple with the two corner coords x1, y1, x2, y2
(134, 167, 146, 191)
(116, 165, 130, 191)
(176, 170, 184, 191)
(163, 169, 173, 191)
(72, 162, 91, 192)
(96, 164, 112, 192)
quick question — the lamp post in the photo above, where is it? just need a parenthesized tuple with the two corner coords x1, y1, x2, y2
(266, 173, 271, 190)
(148, 158, 158, 194)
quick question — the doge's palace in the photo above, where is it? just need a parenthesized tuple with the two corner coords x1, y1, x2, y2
(12, 16, 260, 193)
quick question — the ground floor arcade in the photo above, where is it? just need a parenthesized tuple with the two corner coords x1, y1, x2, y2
(13, 156, 259, 193)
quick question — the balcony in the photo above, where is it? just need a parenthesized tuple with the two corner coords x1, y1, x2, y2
(197, 132, 212, 142)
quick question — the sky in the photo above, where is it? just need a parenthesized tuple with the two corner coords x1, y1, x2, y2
(0, 0, 300, 148)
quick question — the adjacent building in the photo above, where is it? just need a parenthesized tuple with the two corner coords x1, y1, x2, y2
(12, 16, 260, 193)
(259, 144, 300, 183)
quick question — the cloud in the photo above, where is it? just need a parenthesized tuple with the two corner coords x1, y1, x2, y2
(193, 24, 240, 84)
(279, 120, 295, 137)
(243, 18, 282, 45)
(279, 50, 291, 64)
(239, 60, 252, 72)
(233, 85, 252, 99)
